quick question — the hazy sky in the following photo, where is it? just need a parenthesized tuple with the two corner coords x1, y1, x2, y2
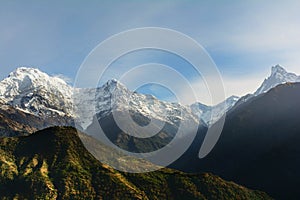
(1, 0, 300, 104)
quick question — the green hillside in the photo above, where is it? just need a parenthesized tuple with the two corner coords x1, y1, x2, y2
(0, 127, 271, 200)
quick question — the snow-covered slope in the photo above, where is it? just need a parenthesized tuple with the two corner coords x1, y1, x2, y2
(0, 67, 74, 117)
(74, 79, 199, 129)
(255, 64, 300, 95)
(0, 67, 200, 131)
(233, 65, 300, 107)
(2, 65, 296, 130)
(190, 95, 239, 125)
(192, 65, 300, 125)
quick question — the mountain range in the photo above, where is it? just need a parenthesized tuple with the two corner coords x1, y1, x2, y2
(0, 64, 300, 199)
(1, 65, 295, 155)
(0, 67, 200, 134)
(0, 64, 297, 136)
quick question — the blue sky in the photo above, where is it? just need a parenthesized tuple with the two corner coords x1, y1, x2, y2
(1, 0, 300, 104)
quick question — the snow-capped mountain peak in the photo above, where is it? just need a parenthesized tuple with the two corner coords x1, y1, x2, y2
(225, 95, 239, 105)
(3, 65, 298, 130)
(271, 64, 287, 76)
(0, 67, 73, 117)
(0, 67, 200, 130)
(1, 67, 71, 96)
(254, 65, 300, 95)
(7, 67, 68, 87)
(74, 78, 199, 129)
(191, 65, 300, 126)
(190, 95, 240, 125)
(100, 78, 129, 94)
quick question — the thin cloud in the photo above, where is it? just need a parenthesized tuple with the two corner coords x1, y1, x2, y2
(1, 1, 300, 101)
(53, 74, 73, 84)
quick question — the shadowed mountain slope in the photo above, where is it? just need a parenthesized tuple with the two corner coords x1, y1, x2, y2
(189, 83, 300, 199)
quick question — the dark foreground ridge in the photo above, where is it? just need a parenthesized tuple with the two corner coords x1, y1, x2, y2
(0, 126, 271, 200)
(172, 82, 300, 200)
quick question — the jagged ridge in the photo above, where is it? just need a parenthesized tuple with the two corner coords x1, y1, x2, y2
(255, 64, 300, 95)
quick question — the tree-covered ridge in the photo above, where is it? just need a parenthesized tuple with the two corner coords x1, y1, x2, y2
(0, 127, 271, 200)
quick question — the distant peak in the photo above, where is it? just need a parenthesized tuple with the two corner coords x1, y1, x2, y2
(254, 65, 300, 95)
(9, 67, 43, 77)
(6, 67, 69, 85)
(105, 78, 125, 86)
(14, 67, 42, 73)
(226, 95, 240, 101)
(16, 66, 39, 71)
(106, 78, 119, 85)
(228, 95, 239, 99)
(7, 67, 52, 80)
(102, 79, 127, 92)
(271, 64, 287, 76)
